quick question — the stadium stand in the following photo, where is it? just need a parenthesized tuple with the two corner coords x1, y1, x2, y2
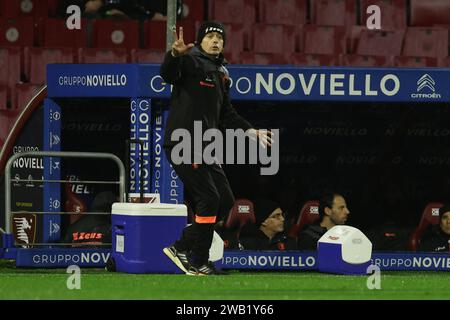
(303, 25, 346, 55)
(0, 109, 20, 140)
(144, 20, 195, 51)
(342, 54, 394, 67)
(310, 0, 357, 26)
(38, 18, 88, 48)
(208, 0, 256, 25)
(25, 47, 74, 84)
(360, 0, 407, 29)
(4, 0, 450, 123)
(77, 48, 129, 63)
(287, 200, 320, 238)
(0, 0, 58, 18)
(224, 199, 256, 238)
(410, 0, 450, 27)
(0, 17, 34, 47)
(356, 29, 404, 57)
(240, 52, 285, 65)
(251, 24, 298, 56)
(258, 0, 307, 26)
(92, 19, 140, 50)
(221, 23, 246, 63)
(0, 85, 6, 110)
(393, 56, 442, 68)
(290, 53, 341, 66)
(13, 83, 43, 110)
(0, 47, 21, 104)
(409, 202, 443, 251)
(130, 49, 165, 64)
(402, 27, 449, 58)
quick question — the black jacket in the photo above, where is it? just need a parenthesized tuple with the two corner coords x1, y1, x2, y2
(239, 225, 297, 251)
(160, 47, 252, 150)
(418, 225, 449, 252)
(297, 223, 328, 251)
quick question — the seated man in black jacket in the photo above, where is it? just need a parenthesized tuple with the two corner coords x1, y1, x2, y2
(297, 192, 350, 251)
(239, 199, 296, 251)
(419, 204, 450, 252)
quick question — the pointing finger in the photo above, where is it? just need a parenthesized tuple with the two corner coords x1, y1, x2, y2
(179, 26, 184, 41)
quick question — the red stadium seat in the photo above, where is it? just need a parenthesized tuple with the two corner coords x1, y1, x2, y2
(311, 0, 357, 26)
(13, 83, 43, 110)
(0, 109, 20, 140)
(39, 18, 88, 48)
(289, 53, 341, 66)
(342, 54, 394, 67)
(0, 85, 7, 110)
(0, 47, 21, 102)
(130, 49, 165, 63)
(287, 200, 320, 238)
(222, 23, 246, 63)
(394, 56, 442, 68)
(144, 20, 165, 50)
(208, 0, 256, 25)
(77, 48, 129, 64)
(410, 0, 450, 27)
(224, 199, 256, 238)
(145, 20, 195, 51)
(92, 19, 140, 49)
(409, 202, 443, 251)
(0, 0, 54, 18)
(240, 52, 286, 64)
(0, 17, 34, 47)
(360, 0, 407, 29)
(303, 25, 346, 55)
(402, 27, 448, 58)
(356, 29, 404, 56)
(259, 0, 307, 25)
(25, 47, 74, 84)
(181, 0, 205, 22)
(251, 24, 298, 55)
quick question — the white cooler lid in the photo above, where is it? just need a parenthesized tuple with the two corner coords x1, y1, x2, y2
(112, 202, 187, 216)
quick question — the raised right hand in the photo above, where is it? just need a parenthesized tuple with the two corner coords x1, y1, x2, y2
(171, 26, 194, 57)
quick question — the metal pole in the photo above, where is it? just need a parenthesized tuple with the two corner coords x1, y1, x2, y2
(5, 151, 126, 234)
(166, 0, 177, 51)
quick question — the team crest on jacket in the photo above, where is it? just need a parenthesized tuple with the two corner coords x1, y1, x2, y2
(199, 76, 215, 88)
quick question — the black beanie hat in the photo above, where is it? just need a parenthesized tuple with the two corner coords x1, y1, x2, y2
(196, 21, 226, 46)
(439, 204, 450, 220)
(253, 198, 281, 226)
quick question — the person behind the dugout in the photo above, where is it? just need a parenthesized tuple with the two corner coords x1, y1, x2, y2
(419, 204, 450, 252)
(239, 198, 297, 251)
(160, 21, 273, 275)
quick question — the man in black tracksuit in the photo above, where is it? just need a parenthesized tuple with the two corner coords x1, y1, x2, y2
(161, 21, 272, 275)
(419, 204, 450, 252)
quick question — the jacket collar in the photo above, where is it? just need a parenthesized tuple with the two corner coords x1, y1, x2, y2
(191, 46, 228, 65)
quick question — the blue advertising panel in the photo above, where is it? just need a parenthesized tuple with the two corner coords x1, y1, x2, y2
(48, 64, 450, 102)
(129, 98, 152, 196)
(43, 99, 61, 243)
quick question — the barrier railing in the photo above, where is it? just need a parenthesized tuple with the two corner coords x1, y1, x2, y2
(4, 151, 125, 247)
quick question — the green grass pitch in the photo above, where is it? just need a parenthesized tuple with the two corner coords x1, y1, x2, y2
(1, 260, 449, 300)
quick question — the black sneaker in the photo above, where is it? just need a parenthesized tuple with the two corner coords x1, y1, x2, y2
(163, 245, 193, 274)
(191, 262, 229, 276)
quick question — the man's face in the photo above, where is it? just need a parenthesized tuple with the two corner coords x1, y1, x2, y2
(262, 208, 285, 233)
(440, 212, 450, 235)
(200, 32, 224, 55)
(326, 195, 350, 225)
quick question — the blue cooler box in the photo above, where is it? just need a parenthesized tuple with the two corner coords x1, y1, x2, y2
(111, 202, 187, 274)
